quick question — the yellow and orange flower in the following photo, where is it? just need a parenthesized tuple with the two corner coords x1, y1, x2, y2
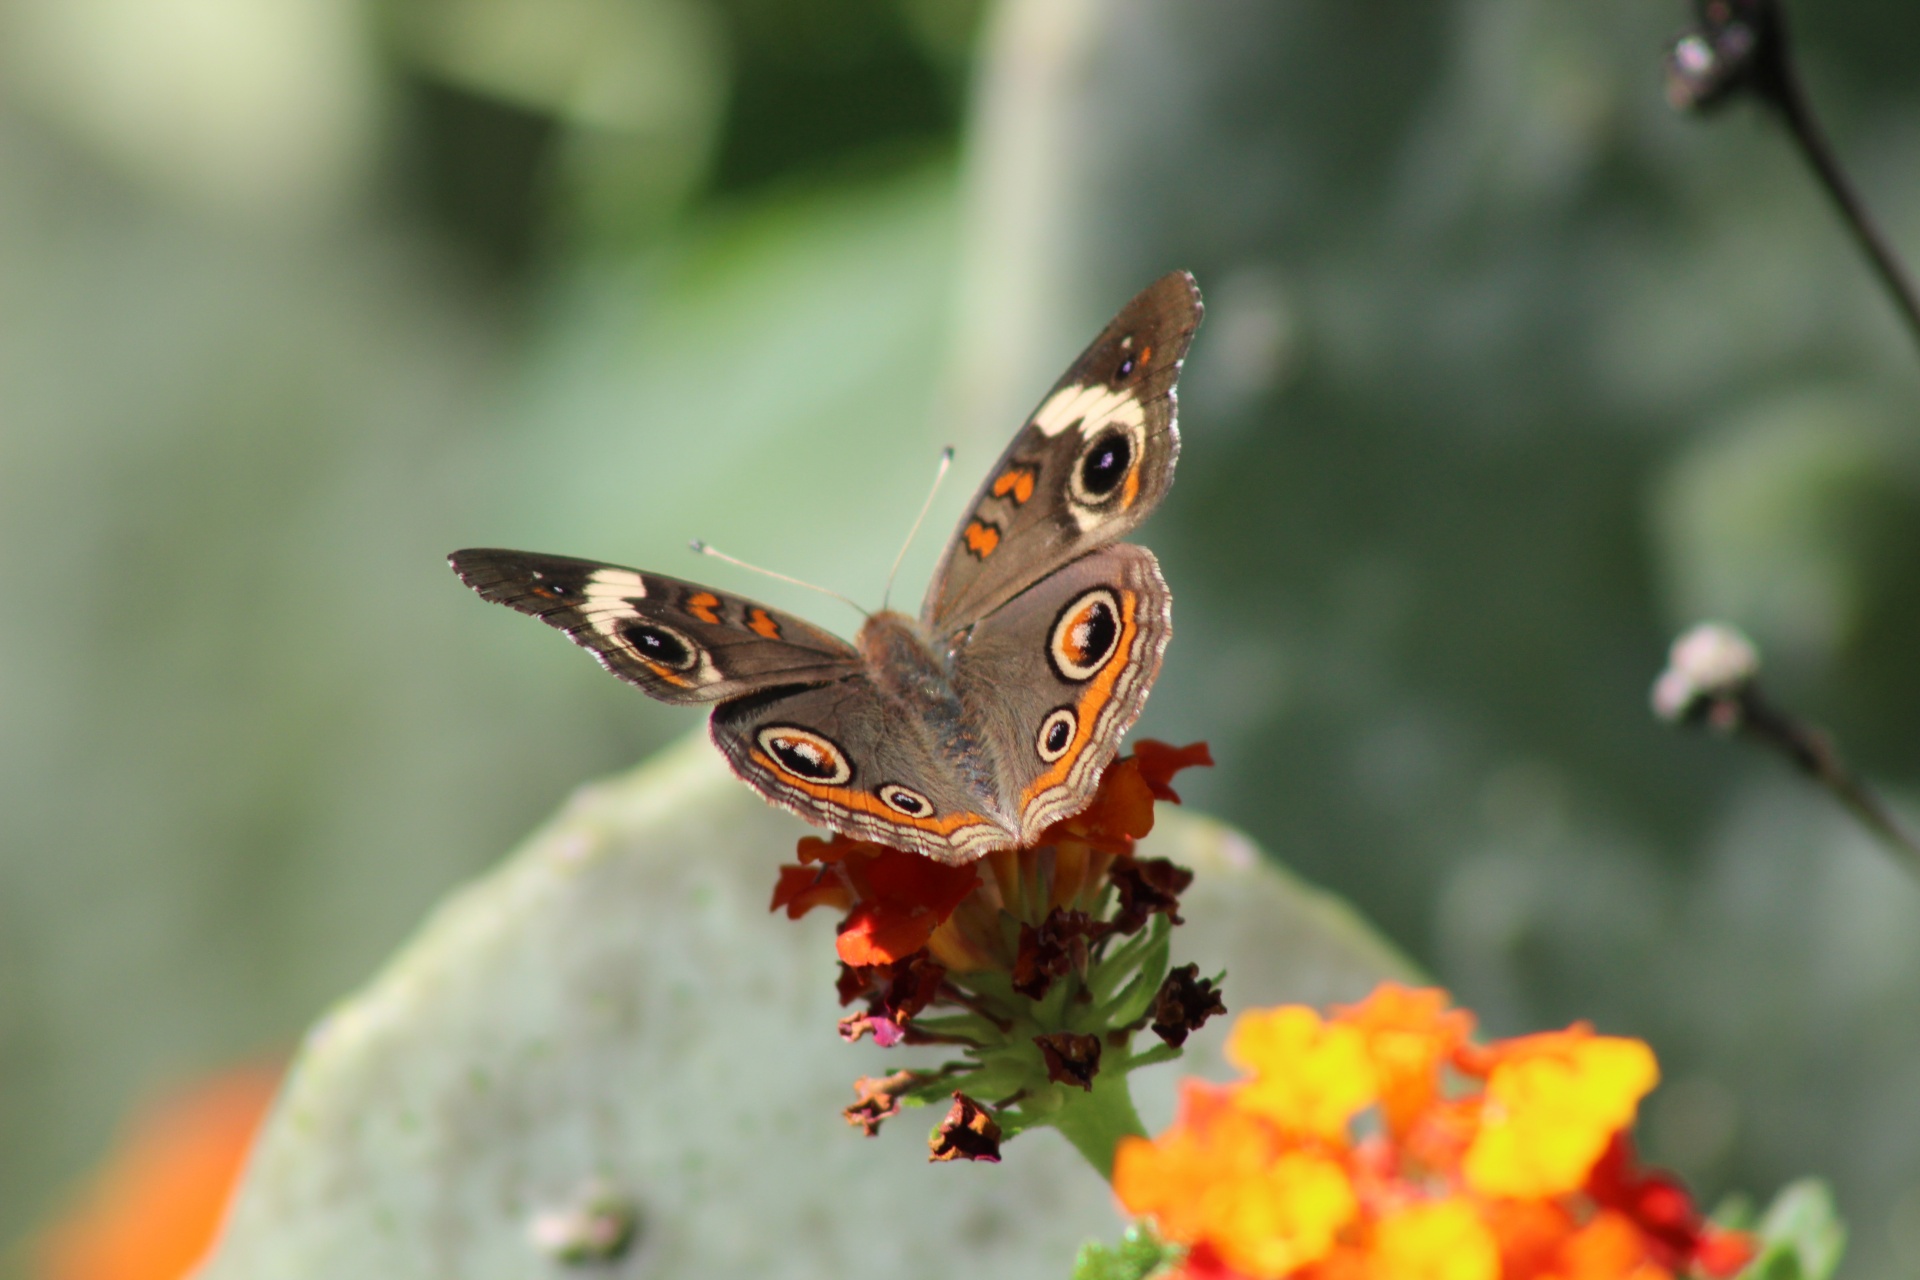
(1114, 985, 1752, 1280)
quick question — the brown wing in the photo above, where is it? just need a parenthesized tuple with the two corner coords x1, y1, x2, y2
(709, 681, 1018, 864)
(450, 549, 861, 704)
(948, 544, 1172, 844)
(922, 272, 1201, 636)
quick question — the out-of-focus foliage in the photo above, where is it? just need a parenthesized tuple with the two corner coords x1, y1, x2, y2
(1740, 1181, 1849, 1280)
(5, 0, 1920, 1277)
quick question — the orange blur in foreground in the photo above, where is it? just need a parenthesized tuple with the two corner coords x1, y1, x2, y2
(35, 1066, 278, 1280)
(1114, 985, 1754, 1280)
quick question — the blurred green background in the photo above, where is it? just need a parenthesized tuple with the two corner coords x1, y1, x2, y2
(4, 0, 1920, 1274)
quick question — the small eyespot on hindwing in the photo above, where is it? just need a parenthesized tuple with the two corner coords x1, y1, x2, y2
(1036, 708, 1078, 762)
(878, 783, 935, 817)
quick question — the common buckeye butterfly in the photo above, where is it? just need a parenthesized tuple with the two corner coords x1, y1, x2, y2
(452, 272, 1203, 864)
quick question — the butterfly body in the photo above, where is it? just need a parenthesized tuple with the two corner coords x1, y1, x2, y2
(453, 272, 1202, 864)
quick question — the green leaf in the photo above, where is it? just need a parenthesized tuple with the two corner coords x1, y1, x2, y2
(197, 735, 1412, 1279)
(1738, 1180, 1847, 1280)
(1072, 1225, 1178, 1280)
(1097, 920, 1174, 1030)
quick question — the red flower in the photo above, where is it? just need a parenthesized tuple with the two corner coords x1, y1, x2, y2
(1585, 1134, 1755, 1278)
(770, 742, 1217, 1157)
(769, 741, 1213, 975)
(770, 835, 980, 967)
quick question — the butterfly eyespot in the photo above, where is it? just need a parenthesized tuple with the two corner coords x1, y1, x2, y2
(757, 726, 853, 786)
(1047, 588, 1122, 682)
(878, 783, 934, 817)
(1116, 355, 1136, 379)
(618, 620, 697, 670)
(1071, 429, 1134, 504)
(1036, 708, 1078, 763)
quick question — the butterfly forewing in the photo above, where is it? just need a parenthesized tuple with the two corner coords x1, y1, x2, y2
(922, 271, 1202, 636)
(450, 549, 861, 705)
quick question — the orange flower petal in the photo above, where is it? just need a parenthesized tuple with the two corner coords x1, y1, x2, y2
(836, 902, 939, 966)
(1556, 1209, 1674, 1280)
(1047, 756, 1160, 849)
(830, 849, 981, 965)
(861, 847, 980, 913)
(36, 1066, 279, 1280)
(1333, 984, 1474, 1141)
(1132, 739, 1215, 802)
(1227, 1006, 1378, 1141)
(1116, 1093, 1357, 1280)
(1691, 1226, 1757, 1278)
(1483, 1196, 1580, 1279)
(768, 863, 852, 919)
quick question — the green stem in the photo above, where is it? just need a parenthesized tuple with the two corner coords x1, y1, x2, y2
(1048, 1065, 1148, 1181)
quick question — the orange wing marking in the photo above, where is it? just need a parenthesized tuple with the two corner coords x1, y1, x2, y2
(992, 466, 1038, 506)
(686, 591, 721, 624)
(749, 750, 997, 837)
(640, 660, 694, 688)
(963, 520, 1002, 559)
(748, 608, 782, 639)
(1019, 589, 1138, 808)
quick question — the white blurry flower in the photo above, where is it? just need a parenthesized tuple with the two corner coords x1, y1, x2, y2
(1652, 623, 1761, 723)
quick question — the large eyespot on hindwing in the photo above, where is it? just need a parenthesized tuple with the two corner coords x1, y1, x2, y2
(756, 726, 854, 786)
(1036, 708, 1078, 762)
(1047, 588, 1122, 682)
(878, 783, 935, 817)
(617, 620, 698, 671)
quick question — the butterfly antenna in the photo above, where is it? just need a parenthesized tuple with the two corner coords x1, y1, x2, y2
(881, 445, 955, 612)
(689, 541, 869, 619)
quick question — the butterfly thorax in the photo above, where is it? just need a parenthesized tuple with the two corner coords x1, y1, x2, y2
(855, 611, 970, 728)
(856, 611, 1004, 816)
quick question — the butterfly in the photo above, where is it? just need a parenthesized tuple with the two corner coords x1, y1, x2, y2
(451, 271, 1203, 864)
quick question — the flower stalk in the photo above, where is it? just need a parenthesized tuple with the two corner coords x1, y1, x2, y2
(1653, 623, 1920, 873)
(1047, 1065, 1148, 1180)
(1666, 0, 1920, 351)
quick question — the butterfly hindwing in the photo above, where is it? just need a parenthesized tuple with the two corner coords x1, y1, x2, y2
(450, 549, 861, 705)
(922, 271, 1202, 636)
(708, 680, 1016, 864)
(949, 543, 1172, 844)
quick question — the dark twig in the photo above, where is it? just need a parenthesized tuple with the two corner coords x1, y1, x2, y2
(1667, 0, 1920, 349)
(1654, 624, 1920, 873)
(1731, 685, 1920, 865)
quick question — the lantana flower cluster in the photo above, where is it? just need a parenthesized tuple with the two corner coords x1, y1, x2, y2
(1114, 985, 1755, 1280)
(770, 741, 1221, 1162)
